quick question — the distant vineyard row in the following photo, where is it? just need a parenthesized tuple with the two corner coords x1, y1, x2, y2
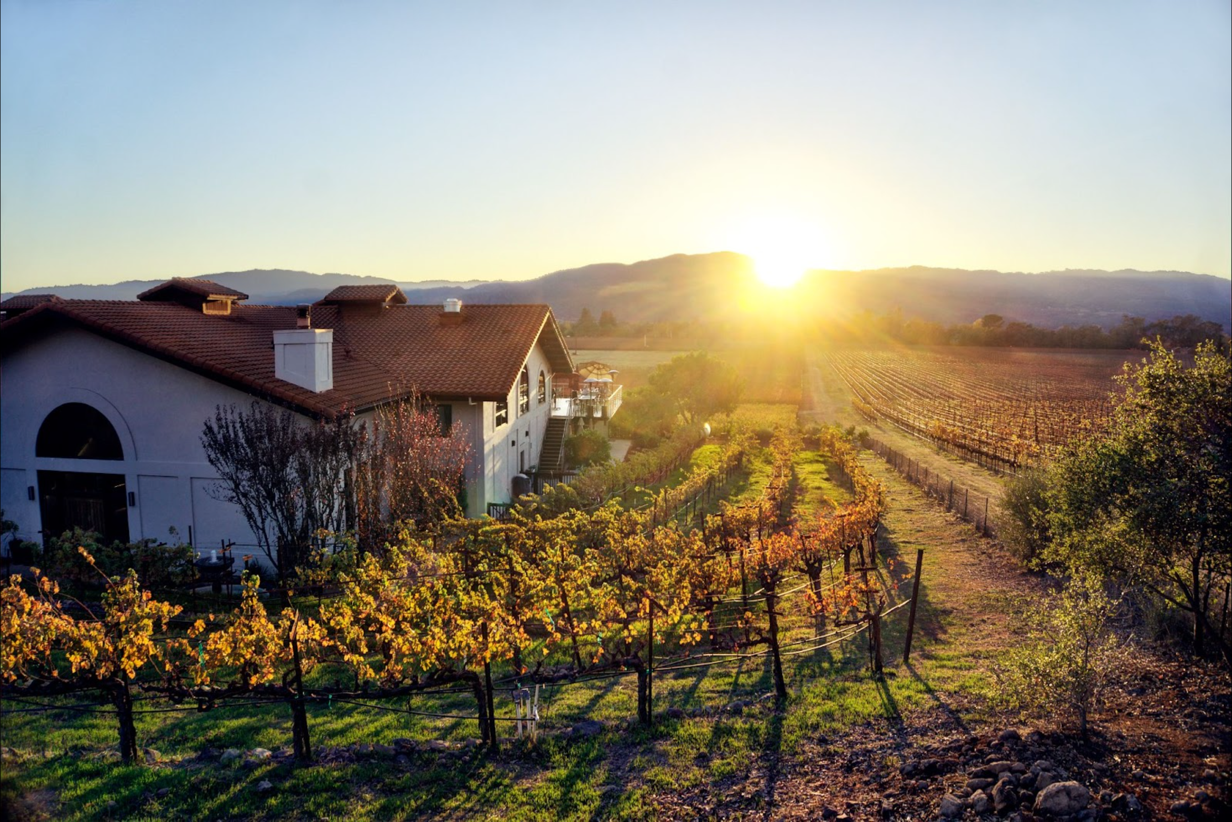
(823, 347, 1138, 472)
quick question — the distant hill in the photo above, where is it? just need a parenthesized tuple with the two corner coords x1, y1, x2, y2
(4, 256, 1228, 331)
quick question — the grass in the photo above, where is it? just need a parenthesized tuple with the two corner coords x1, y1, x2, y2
(1, 428, 1026, 821)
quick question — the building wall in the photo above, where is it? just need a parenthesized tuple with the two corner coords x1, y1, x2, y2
(1, 327, 266, 549)
(477, 342, 556, 513)
(1, 325, 560, 542)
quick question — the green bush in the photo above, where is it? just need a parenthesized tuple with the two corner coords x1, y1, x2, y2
(42, 528, 197, 589)
(993, 574, 1126, 739)
(999, 468, 1053, 565)
(564, 429, 612, 468)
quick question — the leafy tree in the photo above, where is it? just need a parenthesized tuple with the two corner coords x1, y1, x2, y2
(1044, 341, 1232, 659)
(598, 309, 617, 328)
(575, 307, 598, 334)
(564, 429, 611, 468)
(995, 574, 1126, 739)
(999, 469, 1053, 565)
(646, 351, 744, 425)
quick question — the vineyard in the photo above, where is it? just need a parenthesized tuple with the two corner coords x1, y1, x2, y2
(0, 419, 933, 819)
(822, 347, 1140, 472)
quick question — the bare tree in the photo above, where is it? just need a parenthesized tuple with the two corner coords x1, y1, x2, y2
(201, 403, 362, 581)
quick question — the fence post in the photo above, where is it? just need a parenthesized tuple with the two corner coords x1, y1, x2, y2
(947, 480, 953, 511)
(903, 548, 924, 664)
(963, 488, 968, 519)
(982, 497, 989, 536)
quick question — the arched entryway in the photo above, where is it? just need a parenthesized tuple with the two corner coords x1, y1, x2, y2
(36, 403, 130, 543)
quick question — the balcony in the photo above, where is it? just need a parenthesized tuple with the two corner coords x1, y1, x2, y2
(552, 381, 622, 420)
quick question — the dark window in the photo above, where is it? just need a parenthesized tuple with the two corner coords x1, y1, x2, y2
(494, 399, 508, 428)
(435, 404, 453, 436)
(37, 470, 130, 544)
(538, 370, 547, 404)
(36, 403, 124, 460)
(518, 366, 530, 415)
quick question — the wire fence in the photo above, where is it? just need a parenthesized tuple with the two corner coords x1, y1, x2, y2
(867, 437, 999, 538)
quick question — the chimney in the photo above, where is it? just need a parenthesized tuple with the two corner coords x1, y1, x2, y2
(296, 304, 312, 329)
(440, 298, 464, 326)
(273, 329, 333, 392)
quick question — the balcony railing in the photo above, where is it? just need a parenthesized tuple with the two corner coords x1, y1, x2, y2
(552, 383, 622, 420)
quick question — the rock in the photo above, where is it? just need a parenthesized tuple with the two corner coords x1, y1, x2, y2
(1020, 773, 1037, 790)
(1035, 771, 1058, 791)
(940, 794, 964, 818)
(255, 779, 274, 794)
(1124, 794, 1143, 813)
(970, 790, 992, 814)
(999, 729, 1022, 744)
(373, 744, 396, 757)
(993, 780, 1019, 814)
(1130, 769, 1146, 779)
(967, 778, 995, 792)
(972, 761, 1015, 779)
(1169, 800, 1194, 817)
(1201, 768, 1219, 783)
(569, 720, 604, 739)
(1011, 762, 1028, 774)
(248, 747, 272, 761)
(143, 748, 161, 764)
(920, 758, 942, 775)
(666, 707, 686, 720)
(427, 740, 449, 752)
(900, 762, 918, 778)
(220, 748, 242, 764)
(1025, 730, 1045, 745)
(880, 799, 895, 818)
(726, 700, 745, 715)
(1035, 782, 1091, 817)
(821, 807, 839, 820)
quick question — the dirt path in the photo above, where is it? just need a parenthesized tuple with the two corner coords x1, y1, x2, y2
(800, 348, 1008, 505)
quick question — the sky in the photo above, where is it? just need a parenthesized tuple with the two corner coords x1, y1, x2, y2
(2, 0, 1229, 293)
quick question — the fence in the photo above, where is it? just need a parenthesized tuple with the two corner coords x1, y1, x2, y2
(867, 437, 999, 538)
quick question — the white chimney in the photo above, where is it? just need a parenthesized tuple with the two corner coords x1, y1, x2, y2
(444, 298, 462, 313)
(273, 329, 333, 392)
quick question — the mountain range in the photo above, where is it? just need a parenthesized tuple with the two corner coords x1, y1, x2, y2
(4, 253, 1229, 331)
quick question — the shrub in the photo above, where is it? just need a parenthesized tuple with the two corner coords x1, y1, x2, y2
(999, 468, 1053, 565)
(993, 574, 1127, 739)
(564, 429, 612, 468)
(41, 528, 196, 589)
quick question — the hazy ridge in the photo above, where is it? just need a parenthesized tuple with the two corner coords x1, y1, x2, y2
(4, 254, 1228, 331)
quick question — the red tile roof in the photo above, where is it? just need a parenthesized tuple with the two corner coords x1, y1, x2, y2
(319, 285, 408, 304)
(2, 296, 573, 417)
(0, 294, 62, 311)
(136, 278, 249, 302)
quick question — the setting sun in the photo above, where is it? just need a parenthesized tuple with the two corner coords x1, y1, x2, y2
(733, 215, 825, 289)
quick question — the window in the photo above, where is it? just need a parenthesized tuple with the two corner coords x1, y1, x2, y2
(494, 399, 508, 428)
(518, 365, 530, 415)
(37, 403, 123, 460)
(538, 370, 547, 404)
(434, 404, 452, 436)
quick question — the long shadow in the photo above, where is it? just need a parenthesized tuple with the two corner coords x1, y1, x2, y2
(902, 660, 969, 735)
(760, 710, 784, 822)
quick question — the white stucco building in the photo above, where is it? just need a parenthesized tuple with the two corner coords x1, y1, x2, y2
(0, 279, 575, 551)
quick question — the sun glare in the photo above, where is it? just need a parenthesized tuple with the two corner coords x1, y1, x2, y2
(734, 216, 825, 289)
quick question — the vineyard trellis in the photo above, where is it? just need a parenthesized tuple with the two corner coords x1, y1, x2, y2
(868, 437, 998, 538)
(822, 348, 1132, 473)
(2, 424, 926, 767)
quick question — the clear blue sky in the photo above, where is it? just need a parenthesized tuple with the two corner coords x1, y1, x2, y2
(2, 0, 1229, 292)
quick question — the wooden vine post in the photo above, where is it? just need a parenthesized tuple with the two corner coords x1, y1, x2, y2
(903, 548, 925, 664)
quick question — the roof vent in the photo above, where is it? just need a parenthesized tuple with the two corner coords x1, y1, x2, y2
(274, 329, 333, 393)
(296, 304, 312, 329)
(444, 298, 462, 313)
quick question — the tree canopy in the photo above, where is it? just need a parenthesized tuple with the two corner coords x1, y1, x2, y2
(1043, 341, 1232, 659)
(646, 351, 744, 426)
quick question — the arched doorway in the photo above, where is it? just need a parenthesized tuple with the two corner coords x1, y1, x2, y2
(36, 403, 130, 543)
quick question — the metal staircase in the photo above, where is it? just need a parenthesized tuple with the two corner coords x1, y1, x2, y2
(538, 417, 569, 474)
